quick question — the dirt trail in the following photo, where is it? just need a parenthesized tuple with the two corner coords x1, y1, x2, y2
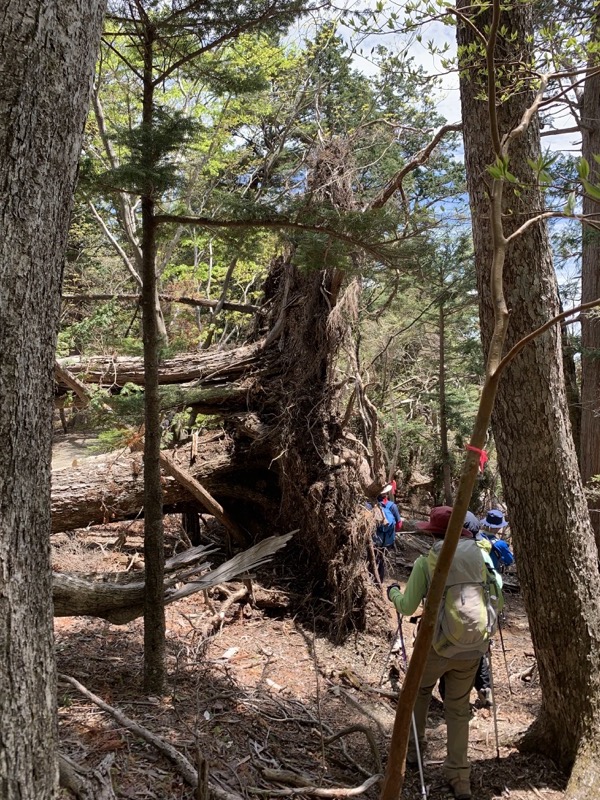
(52, 433, 106, 471)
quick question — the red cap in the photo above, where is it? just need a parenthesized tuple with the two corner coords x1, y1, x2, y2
(417, 506, 472, 538)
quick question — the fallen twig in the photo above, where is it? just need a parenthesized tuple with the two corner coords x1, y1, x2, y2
(246, 773, 382, 796)
(58, 674, 243, 800)
(324, 725, 382, 773)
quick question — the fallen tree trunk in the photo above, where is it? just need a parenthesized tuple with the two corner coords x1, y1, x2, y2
(53, 533, 293, 622)
(51, 434, 240, 533)
(51, 429, 279, 534)
(62, 292, 259, 314)
(56, 341, 264, 389)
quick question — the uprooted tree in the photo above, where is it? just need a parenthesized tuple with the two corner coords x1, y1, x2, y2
(55, 143, 393, 634)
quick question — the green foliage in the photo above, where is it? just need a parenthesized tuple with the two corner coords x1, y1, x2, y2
(57, 301, 139, 356)
(89, 428, 134, 453)
(98, 107, 197, 197)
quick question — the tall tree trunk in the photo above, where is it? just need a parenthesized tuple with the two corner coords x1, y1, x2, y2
(0, 2, 105, 797)
(141, 27, 166, 694)
(457, 2, 600, 794)
(580, 12, 600, 548)
(439, 303, 453, 504)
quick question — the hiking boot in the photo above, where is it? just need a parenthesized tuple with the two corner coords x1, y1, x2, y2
(477, 688, 492, 707)
(448, 778, 471, 799)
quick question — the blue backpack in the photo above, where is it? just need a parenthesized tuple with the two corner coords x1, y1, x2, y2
(374, 502, 396, 547)
(490, 538, 514, 570)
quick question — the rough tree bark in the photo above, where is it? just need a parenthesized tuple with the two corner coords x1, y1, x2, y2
(0, 2, 106, 798)
(140, 28, 167, 691)
(580, 10, 600, 548)
(56, 341, 262, 389)
(458, 2, 600, 794)
(51, 430, 277, 534)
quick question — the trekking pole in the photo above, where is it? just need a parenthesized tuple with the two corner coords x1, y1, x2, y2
(379, 619, 401, 687)
(487, 645, 501, 761)
(396, 614, 428, 799)
(498, 615, 513, 695)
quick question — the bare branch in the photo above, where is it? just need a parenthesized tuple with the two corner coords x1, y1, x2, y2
(62, 292, 259, 314)
(88, 201, 143, 288)
(496, 297, 600, 376)
(368, 123, 461, 210)
(154, 213, 393, 263)
(503, 75, 550, 155)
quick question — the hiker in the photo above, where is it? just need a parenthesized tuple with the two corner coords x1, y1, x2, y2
(480, 508, 514, 572)
(387, 505, 503, 800)
(438, 510, 493, 707)
(369, 484, 402, 582)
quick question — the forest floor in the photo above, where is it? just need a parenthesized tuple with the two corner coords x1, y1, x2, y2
(51, 435, 566, 800)
(51, 525, 566, 800)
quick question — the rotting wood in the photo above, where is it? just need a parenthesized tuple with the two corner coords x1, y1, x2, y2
(52, 533, 294, 622)
(58, 752, 116, 800)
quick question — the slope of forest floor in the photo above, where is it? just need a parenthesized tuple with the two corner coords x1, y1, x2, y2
(52, 519, 567, 800)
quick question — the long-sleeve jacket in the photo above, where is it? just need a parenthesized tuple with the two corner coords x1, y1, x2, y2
(388, 547, 503, 618)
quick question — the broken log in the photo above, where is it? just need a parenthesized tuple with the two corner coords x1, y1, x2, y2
(53, 533, 293, 623)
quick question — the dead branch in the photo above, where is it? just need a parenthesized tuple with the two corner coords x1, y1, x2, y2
(324, 724, 382, 773)
(58, 752, 116, 800)
(62, 292, 259, 315)
(246, 773, 382, 797)
(158, 449, 248, 546)
(199, 586, 249, 637)
(58, 674, 243, 800)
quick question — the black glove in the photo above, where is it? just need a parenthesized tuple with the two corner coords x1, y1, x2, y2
(387, 583, 400, 600)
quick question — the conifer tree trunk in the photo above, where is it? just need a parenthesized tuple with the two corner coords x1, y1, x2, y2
(438, 303, 453, 504)
(0, 2, 105, 797)
(580, 11, 600, 548)
(457, 2, 600, 794)
(141, 24, 166, 694)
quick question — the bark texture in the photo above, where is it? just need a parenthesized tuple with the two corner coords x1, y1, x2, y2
(56, 343, 262, 389)
(50, 432, 276, 534)
(0, 2, 105, 798)
(457, 1, 600, 790)
(580, 13, 600, 548)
